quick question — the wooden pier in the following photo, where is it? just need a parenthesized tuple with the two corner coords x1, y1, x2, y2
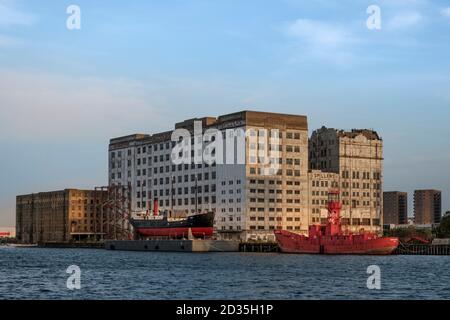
(394, 244, 450, 255)
(239, 242, 450, 255)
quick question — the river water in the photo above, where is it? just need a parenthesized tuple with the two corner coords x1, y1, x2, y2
(0, 247, 449, 300)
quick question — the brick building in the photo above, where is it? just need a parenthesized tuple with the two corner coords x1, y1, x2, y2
(414, 190, 442, 224)
(16, 189, 108, 243)
(383, 191, 408, 225)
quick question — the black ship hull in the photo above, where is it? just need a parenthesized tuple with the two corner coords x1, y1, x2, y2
(130, 212, 214, 238)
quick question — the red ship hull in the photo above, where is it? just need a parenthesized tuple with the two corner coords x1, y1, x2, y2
(275, 230, 399, 255)
(136, 227, 213, 238)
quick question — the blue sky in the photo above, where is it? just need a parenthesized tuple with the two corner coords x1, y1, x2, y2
(1, 0, 450, 226)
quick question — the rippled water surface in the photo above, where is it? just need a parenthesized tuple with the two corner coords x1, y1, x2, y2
(1, 247, 449, 300)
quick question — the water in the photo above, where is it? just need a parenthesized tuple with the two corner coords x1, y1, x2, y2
(1, 246, 449, 300)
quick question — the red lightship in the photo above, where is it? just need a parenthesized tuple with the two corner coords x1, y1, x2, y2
(275, 190, 399, 255)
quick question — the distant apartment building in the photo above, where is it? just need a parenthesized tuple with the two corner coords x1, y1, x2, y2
(309, 127, 383, 232)
(16, 189, 108, 244)
(414, 190, 442, 224)
(108, 111, 384, 240)
(383, 192, 408, 225)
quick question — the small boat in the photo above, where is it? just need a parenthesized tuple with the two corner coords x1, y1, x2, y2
(275, 190, 399, 255)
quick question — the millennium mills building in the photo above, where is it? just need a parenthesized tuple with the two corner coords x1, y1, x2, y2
(309, 127, 383, 232)
(108, 111, 383, 241)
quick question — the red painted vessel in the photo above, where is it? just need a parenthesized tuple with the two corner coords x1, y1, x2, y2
(130, 215, 214, 239)
(275, 190, 399, 255)
(130, 199, 214, 239)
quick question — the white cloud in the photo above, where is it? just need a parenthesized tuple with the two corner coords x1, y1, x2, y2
(387, 12, 422, 30)
(0, 2, 36, 47)
(0, 1, 35, 26)
(441, 7, 450, 18)
(284, 19, 359, 66)
(378, 0, 429, 7)
(286, 19, 352, 47)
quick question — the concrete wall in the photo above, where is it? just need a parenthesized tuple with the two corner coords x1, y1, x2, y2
(105, 239, 240, 252)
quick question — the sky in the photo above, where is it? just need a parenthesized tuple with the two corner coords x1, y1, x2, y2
(1, 0, 450, 226)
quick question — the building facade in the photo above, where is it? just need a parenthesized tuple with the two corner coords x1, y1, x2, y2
(383, 191, 408, 225)
(16, 189, 108, 244)
(309, 127, 383, 233)
(308, 170, 340, 225)
(109, 111, 309, 241)
(414, 190, 442, 224)
(109, 111, 384, 240)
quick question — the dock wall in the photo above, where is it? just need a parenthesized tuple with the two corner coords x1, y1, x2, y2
(105, 239, 240, 252)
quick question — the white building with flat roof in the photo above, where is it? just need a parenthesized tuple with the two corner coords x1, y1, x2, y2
(109, 111, 309, 241)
